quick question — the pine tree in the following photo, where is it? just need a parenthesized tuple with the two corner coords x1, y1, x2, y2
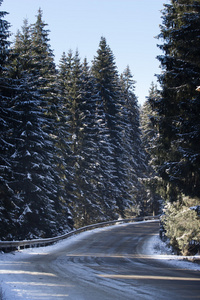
(154, 0, 200, 200)
(0, 0, 15, 238)
(0, 0, 10, 73)
(57, 51, 72, 100)
(92, 37, 127, 216)
(58, 50, 82, 156)
(30, 9, 73, 234)
(0, 10, 72, 239)
(141, 83, 159, 158)
(140, 83, 163, 215)
(56, 50, 80, 226)
(31, 8, 56, 81)
(57, 47, 120, 226)
(150, 0, 200, 254)
(57, 50, 117, 226)
(74, 58, 118, 226)
(57, 50, 86, 227)
(70, 58, 102, 226)
(9, 19, 32, 80)
(119, 66, 150, 216)
(6, 80, 59, 239)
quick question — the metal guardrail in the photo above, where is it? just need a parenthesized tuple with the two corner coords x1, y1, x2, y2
(0, 215, 159, 251)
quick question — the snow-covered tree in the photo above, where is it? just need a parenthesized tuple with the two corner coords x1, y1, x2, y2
(73, 58, 118, 226)
(154, 0, 200, 200)
(119, 66, 151, 216)
(0, 10, 73, 240)
(149, 0, 200, 254)
(140, 83, 163, 215)
(30, 8, 56, 84)
(0, 0, 15, 239)
(0, 0, 10, 73)
(57, 50, 118, 227)
(9, 19, 32, 80)
(92, 37, 128, 216)
(57, 51, 73, 100)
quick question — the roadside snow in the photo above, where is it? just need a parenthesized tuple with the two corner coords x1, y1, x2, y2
(145, 233, 200, 271)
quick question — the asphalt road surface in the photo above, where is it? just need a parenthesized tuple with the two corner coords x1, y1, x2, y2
(1, 221, 200, 299)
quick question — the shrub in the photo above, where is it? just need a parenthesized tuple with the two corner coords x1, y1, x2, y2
(163, 196, 200, 255)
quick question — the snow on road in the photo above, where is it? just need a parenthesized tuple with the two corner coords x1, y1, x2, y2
(0, 221, 199, 299)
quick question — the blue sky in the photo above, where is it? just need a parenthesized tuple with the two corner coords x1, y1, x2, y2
(1, 0, 169, 105)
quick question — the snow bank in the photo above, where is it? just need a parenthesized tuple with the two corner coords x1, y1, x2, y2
(145, 233, 200, 271)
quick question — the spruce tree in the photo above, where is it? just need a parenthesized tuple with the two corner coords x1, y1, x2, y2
(119, 66, 150, 216)
(57, 50, 80, 226)
(154, 0, 200, 200)
(92, 37, 127, 216)
(140, 83, 163, 215)
(0, 10, 72, 239)
(6, 79, 60, 239)
(0, 0, 15, 238)
(57, 50, 86, 227)
(74, 58, 118, 226)
(150, 0, 200, 254)
(30, 9, 73, 234)
(31, 8, 56, 81)
(0, 0, 10, 73)
(9, 19, 32, 79)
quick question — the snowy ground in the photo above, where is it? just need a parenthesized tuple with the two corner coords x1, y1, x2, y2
(144, 233, 200, 271)
(0, 221, 200, 299)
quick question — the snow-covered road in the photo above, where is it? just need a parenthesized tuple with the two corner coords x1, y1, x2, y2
(0, 221, 200, 299)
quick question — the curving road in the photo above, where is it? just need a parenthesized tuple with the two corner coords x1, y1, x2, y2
(1, 221, 200, 299)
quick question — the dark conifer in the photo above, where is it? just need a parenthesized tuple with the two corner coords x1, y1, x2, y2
(92, 37, 128, 216)
(154, 0, 200, 200)
(0, 10, 72, 239)
(140, 83, 163, 215)
(0, 0, 15, 238)
(150, 0, 200, 254)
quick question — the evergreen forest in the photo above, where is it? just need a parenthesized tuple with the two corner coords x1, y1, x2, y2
(0, 0, 200, 255)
